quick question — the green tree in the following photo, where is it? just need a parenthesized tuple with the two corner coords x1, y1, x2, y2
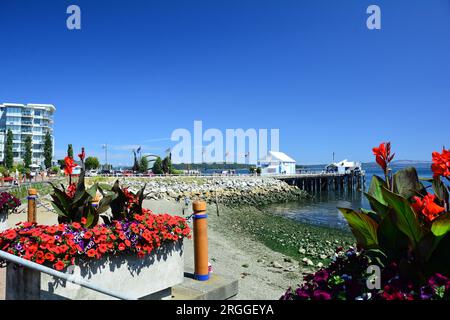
(44, 131, 53, 169)
(139, 156, 149, 173)
(23, 135, 32, 168)
(50, 166, 60, 175)
(152, 157, 163, 174)
(162, 155, 172, 174)
(4, 129, 13, 169)
(67, 144, 74, 159)
(85, 157, 100, 170)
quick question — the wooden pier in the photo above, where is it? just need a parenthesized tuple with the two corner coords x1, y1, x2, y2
(271, 172, 365, 193)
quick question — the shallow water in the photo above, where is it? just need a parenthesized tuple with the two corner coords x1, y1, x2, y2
(264, 163, 441, 231)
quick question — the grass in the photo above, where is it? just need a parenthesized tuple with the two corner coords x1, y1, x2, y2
(9, 182, 55, 201)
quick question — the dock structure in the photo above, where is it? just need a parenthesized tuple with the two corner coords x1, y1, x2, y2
(271, 171, 365, 193)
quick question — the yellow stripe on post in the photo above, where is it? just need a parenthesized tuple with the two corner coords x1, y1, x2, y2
(27, 188, 38, 223)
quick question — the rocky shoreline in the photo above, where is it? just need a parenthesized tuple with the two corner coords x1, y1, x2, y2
(114, 176, 309, 207)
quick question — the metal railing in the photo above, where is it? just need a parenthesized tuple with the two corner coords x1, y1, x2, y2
(0, 250, 136, 300)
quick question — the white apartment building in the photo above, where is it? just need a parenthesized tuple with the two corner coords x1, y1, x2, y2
(0, 103, 55, 167)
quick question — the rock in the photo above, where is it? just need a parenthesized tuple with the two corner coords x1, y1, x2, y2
(298, 248, 306, 255)
(317, 262, 324, 268)
(320, 254, 328, 260)
(284, 257, 293, 263)
(271, 261, 283, 269)
(302, 258, 314, 266)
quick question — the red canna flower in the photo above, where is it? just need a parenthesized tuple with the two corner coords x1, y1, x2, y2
(64, 156, 77, 175)
(431, 148, 450, 178)
(78, 147, 85, 162)
(81, 217, 87, 225)
(372, 142, 395, 171)
(66, 183, 77, 198)
(54, 260, 65, 271)
(412, 194, 445, 223)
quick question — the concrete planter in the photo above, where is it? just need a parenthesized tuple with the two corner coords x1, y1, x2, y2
(0, 209, 8, 232)
(6, 240, 184, 300)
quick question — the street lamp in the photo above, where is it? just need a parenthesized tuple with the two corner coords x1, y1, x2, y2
(102, 144, 108, 170)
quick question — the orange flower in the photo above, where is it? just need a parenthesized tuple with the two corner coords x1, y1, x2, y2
(431, 148, 450, 178)
(412, 194, 445, 223)
(64, 156, 77, 175)
(372, 142, 395, 171)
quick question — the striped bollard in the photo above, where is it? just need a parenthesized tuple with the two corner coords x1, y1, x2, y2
(27, 188, 38, 223)
(193, 200, 209, 281)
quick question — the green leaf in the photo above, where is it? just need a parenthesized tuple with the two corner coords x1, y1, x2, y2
(51, 202, 68, 217)
(86, 184, 98, 198)
(365, 193, 389, 219)
(368, 175, 388, 205)
(73, 169, 86, 203)
(377, 209, 410, 260)
(393, 167, 426, 200)
(338, 208, 379, 248)
(431, 213, 450, 237)
(364, 249, 387, 268)
(85, 205, 96, 228)
(432, 177, 449, 204)
(381, 187, 425, 248)
(97, 196, 114, 215)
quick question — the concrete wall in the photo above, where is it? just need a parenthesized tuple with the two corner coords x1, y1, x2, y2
(6, 240, 184, 300)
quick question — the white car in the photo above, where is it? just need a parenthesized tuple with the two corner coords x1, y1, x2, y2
(87, 170, 98, 177)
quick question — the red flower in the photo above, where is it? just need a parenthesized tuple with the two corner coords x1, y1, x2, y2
(44, 252, 55, 262)
(4, 230, 17, 240)
(87, 249, 96, 257)
(72, 222, 81, 229)
(431, 148, 450, 178)
(66, 183, 77, 199)
(78, 147, 85, 162)
(81, 217, 87, 225)
(54, 260, 65, 271)
(372, 142, 395, 171)
(84, 231, 93, 239)
(98, 244, 108, 253)
(412, 194, 445, 222)
(64, 156, 77, 175)
(118, 243, 126, 251)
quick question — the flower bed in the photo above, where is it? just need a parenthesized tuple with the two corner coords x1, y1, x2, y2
(0, 208, 190, 271)
(281, 247, 450, 300)
(282, 143, 450, 300)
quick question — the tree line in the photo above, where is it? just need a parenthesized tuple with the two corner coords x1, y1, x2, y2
(2, 128, 53, 172)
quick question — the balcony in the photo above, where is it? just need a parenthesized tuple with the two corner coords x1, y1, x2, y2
(21, 112, 33, 117)
(22, 121, 33, 126)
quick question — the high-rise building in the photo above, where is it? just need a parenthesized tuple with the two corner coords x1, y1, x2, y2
(0, 103, 55, 167)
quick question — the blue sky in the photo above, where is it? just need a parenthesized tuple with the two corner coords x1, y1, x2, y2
(1, 0, 449, 165)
